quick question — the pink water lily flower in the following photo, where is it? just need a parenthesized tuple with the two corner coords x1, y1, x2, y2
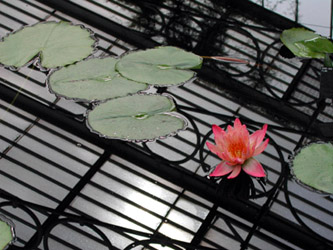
(206, 118, 269, 179)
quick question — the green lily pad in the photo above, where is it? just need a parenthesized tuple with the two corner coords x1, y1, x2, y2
(0, 215, 15, 250)
(48, 57, 148, 102)
(87, 94, 187, 142)
(115, 46, 202, 86)
(0, 21, 96, 69)
(291, 142, 333, 194)
(280, 28, 333, 58)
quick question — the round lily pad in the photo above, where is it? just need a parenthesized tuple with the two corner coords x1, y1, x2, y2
(290, 142, 333, 194)
(0, 21, 96, 69)
(280, 28, 333, 59)
(87, 94, 187, 142)
(0, 215, 15, 249)
(115, 46, 202, 86)
(48, 57, 148, 102)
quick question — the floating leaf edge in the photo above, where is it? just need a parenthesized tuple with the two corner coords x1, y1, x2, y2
(0, 21, 98, 71)
(46, 55, 149, 103)
(115, 46, 202, 87)
(0, 214, 15, 250)
(280, 27, 333, 59)
(289, 141, 333, 195)
(85, 93, 189, 143)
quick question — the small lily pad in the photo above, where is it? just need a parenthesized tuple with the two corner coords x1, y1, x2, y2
(0, 215, 15, 250)
(115, 46, 202, 86)
(280, 28, 333, 58)
(48, 57, 148, 102)
(0, 21, 96, 69)
(87, 94, 187, 142)
(290, 142, 333, 194)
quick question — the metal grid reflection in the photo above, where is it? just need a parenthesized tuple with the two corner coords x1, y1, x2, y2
(0, 0, 332, 249)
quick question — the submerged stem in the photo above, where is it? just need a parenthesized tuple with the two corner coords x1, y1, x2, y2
(0, 64, 35, 122)
(324, 53, 333, 68)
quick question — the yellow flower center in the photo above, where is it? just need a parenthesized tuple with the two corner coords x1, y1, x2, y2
(228, 141, 245, 159)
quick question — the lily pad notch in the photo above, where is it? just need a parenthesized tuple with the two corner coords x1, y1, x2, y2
(0, 21, 97, 70)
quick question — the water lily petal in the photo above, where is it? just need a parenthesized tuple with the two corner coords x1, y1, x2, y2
(234, 118, 242, 128)
(242, 158, 266, 177)
(220, 151, 232, 162)
(230, 119, 249, 142)
(227, 164, 242, 179)
(233, 118, 248, 133)
(212, 124, 225, 138)
(253, 138, 269, 156)
(209, 161, 233, 177)
(226, 124, 234, 133)
(250, 124, 267, 148)
(234, 157, 245, 165)
(206, 141, 224, 159)
(212, 124, 226, 147)
(206, 141, 219, 155)
(248, 135, 257, 158)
